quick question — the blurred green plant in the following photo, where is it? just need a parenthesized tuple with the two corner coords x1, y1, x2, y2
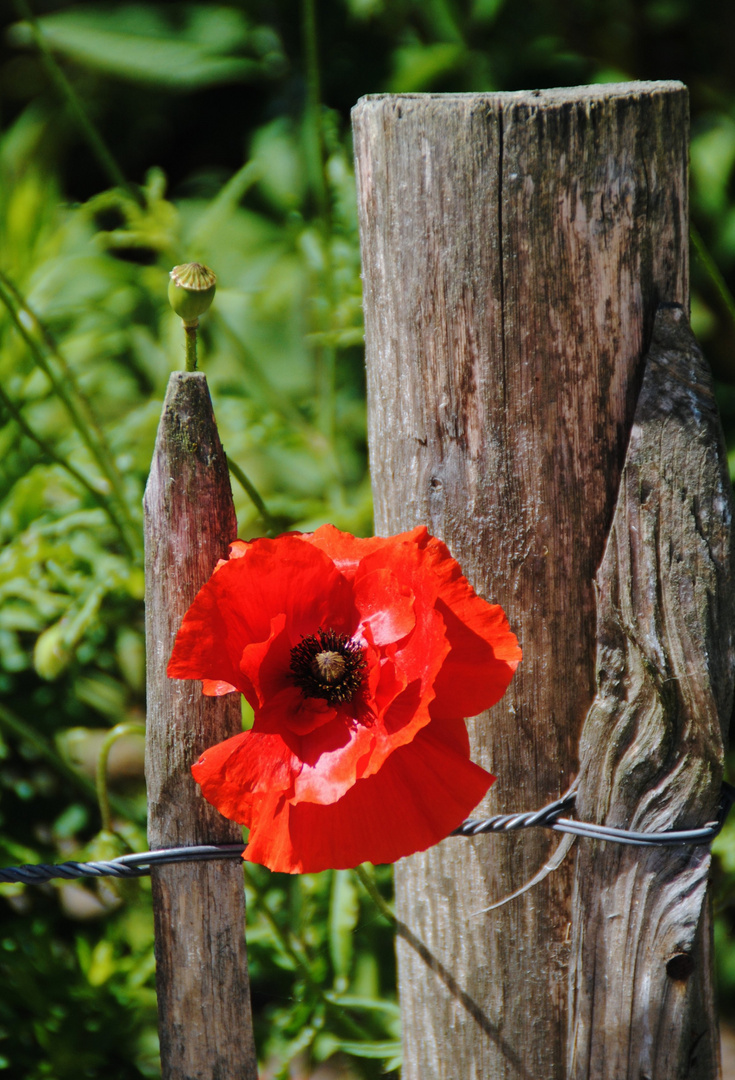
(2, 0, 735, 1076)
(0, 2, 376, 1075)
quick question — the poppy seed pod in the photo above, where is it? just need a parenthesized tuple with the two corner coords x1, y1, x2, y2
(168, 262, 216, 326)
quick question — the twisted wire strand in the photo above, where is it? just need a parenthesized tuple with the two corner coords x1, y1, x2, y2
(453, 780, 735, 848)
(1, 784, 733, 886)
(0, 844, 247, 885)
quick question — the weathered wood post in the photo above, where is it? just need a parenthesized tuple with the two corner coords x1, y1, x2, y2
(144, 372, 258, 1080)
(353, 82, 729, 1079)
(569, 306, 733, 1078)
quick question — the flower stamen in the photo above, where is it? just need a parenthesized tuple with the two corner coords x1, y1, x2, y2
(311, 650, 347, 683)
(290, 629, 366, 705)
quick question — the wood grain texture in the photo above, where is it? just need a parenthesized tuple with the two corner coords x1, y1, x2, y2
(144, 372, 257, 1080)
(353, 83, 688, 1080)
(569, 306, 734, 1080)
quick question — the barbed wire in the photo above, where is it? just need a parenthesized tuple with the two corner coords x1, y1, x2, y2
(1, 782, 732, 886)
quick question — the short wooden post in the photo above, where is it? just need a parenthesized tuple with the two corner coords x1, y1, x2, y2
(144, 372, 258, 1080)
(353, 83, 704, 1079)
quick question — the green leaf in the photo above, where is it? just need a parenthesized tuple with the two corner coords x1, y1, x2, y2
(471, 0, 508, 23)
(389, 43, 466, 92)
(250, 120, 308, 214)
(10, 8, 267, 90)
(33, 581, 107, 680)
(691, 119, 735, 218)
(323, 992, 400, 1017)
(329, 1037, 403, 1061)
(84, 939, 117, 987)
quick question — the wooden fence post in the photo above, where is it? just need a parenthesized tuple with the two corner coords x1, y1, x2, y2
(352, 82, 713, 1080)
(569, 306, 733, 1078)
(144, 372, 258, 1080)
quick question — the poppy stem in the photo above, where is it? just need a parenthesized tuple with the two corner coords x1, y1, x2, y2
(354, 864, 397, 925)
(184, 322, 198, 371)
(226, 456, 278, 534)
(690, 223, 735, 331)
(301, 0, 327, 217)
(0, 378, 132, 550)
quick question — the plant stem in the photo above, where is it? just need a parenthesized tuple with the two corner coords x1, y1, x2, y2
(300, 0, 341, 450)
(244, 866, 321, 980)
(354, 864, 396, 924)
(317, 342, 337, 446)
(0, 269, 115, 444)
(356, 864, 475, 1042)
(356, 860, 491, 1044)
(691, 224, 735, 330)
(301, 0, 327, 217)
(0, 381, 132, 549)
(184, 323, 198, 371)
(96, 723, 146, 832)
(243, 865, 374, 1040)
(13, 0, 142, 205)
(226, 456, 278, 534)
(189, 161, 261, 252)
(213, 311, 333, 453)
(0, 703, 142, 822)
(0, 274, 141, 558)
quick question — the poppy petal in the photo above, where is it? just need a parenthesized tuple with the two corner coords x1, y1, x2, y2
(257, 685, 337, 737)
(432, 595, 521, 717)
(306, 523, 409, 578)
(239, 613, 289, 707)
(202, 679, 239, 696)
(169, 535, 356, 680)
(172, 524, 520, 872)
(244, 716, 494, 873)
(354, 568, 415, 645)
(191, 729, 300, 821)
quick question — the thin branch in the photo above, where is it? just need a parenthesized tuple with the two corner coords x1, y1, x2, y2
(243, 865, 373, 1041)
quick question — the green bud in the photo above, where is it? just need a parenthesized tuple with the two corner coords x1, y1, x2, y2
(168, 262, 216, 326)
(34, 623, 72, 680)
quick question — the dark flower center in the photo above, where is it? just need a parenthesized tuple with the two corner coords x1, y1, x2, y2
(290, 628, 367, 705)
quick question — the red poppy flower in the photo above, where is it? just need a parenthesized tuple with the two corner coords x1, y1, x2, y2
(167, 525, 520, 873)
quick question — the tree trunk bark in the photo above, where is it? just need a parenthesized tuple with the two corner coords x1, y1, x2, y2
(353, 82, 690, 1080)
(144, 371, 258, 1080)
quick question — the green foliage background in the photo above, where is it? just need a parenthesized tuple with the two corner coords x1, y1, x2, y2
(1, 0, 735, 1076)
